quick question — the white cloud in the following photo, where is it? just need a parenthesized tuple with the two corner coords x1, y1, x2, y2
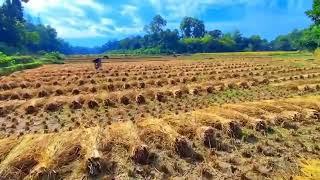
(149, 0, 162, 13)
(100, 18, 114, 26)
(148, 0, 310, 20)
(2, 0, 109, 15)
(22, 0, 117, 39)
(19, 0, 144, 41)
(121, 4, 143, 26)
(76, 0, 106, 13)
(148, 0, 249, 19)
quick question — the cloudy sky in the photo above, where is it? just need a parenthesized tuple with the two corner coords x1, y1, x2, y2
(2, 0, 313, 47)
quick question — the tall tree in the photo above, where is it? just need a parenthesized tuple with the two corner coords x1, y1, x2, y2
(1, 0, 24, 21)
(180, 17, 193, 38)
(0, 0, 24, 46)
(144, 15, 167, 34)
(11, 0, 24, 22)
(180, 17, 205, 38)
(306, 0, 320, 25)
(301, 0, 320, 51)
(301, 25, 320, 51)
(159, 29, 179, 51)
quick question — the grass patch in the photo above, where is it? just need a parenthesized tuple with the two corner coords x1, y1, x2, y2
(0, 61, 42, 76)
(223, 89, 245, 99)
(190, 51, 313, 61)
(0, 52, 65, 76)
(107, 47, 173, 56)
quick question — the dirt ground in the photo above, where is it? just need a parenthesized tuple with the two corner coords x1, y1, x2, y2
(0, 55, 319, 179)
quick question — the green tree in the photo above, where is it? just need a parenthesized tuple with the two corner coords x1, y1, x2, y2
(246, 35, 269, 51)
(180, 37, 203, 53)
(271, 29, 304, 51)
(144, 15, 167, 34)
(24, 31, 40, 48)
(159, 29, 179, 52)
(219, 33, 236, 52)
(180, 17, 205, 38)
(300, 0, 320, 51)
(271, 36, 292, 51)
(1, 0, 24, 21)
(301, 25, 320, 51)
(232, 30, 246, 51)
(208, 30, 222, 39)
(0, 0, 25, 46)
(10, 0, 24, 22)
(306, 0, 320, 25)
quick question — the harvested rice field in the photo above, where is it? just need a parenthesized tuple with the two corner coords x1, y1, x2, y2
(0, 53, 319, 179)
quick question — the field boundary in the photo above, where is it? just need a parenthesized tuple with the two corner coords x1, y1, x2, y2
(0, 61, 42, 76)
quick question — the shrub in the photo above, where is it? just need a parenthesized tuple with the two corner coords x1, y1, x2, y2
(44, 52, 65, 60)
(0, 52, 45, 76)
(0, 52, 14, 67)
(38, 52, 65, 64)
(0, 62, 42, 76)
(12, 56, 35, 64)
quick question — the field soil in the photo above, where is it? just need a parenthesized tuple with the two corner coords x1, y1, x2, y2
(0, 54, 319, 179)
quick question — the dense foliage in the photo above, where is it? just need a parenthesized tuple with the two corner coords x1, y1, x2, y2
(0, 51, 64, 75)
(0, 0, 71, 55)
(301, 0, 320, 52)
(103, 16, 277, 55)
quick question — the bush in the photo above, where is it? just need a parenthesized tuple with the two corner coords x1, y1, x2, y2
(0, 51, 66, 76)
(12, 56, 36, 64)
(0, 51, 44, 76)
(38, 52, 65, 64)
(44, 52, 65, 60)
(0, 61, 42, 76)
(0, 52, 14, 67)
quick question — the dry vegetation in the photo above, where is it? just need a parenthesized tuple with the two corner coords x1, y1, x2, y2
(0, 54, 319, 179)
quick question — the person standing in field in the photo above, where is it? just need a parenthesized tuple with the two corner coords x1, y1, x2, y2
(93, 57, 102, 70)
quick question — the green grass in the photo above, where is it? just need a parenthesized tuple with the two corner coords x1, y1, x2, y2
(0, 52, 65, 76)
(190, 51, 314, 60)
(0, 61, 42, 76)
(196, 51, 310, 56)
(271, 52, 313, 59)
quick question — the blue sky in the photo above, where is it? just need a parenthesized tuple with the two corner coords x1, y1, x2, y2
(1, 0, 313, 47)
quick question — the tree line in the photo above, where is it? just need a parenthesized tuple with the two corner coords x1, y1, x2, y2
(102, 15, 272, 54)
(0, 0, 73, 54)
(0, 0, 320, 55)
(101, 0, 320, 55)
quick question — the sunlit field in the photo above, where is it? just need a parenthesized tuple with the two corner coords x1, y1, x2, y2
(1, 0, 320, 179)
(0, 52, 319, 179)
